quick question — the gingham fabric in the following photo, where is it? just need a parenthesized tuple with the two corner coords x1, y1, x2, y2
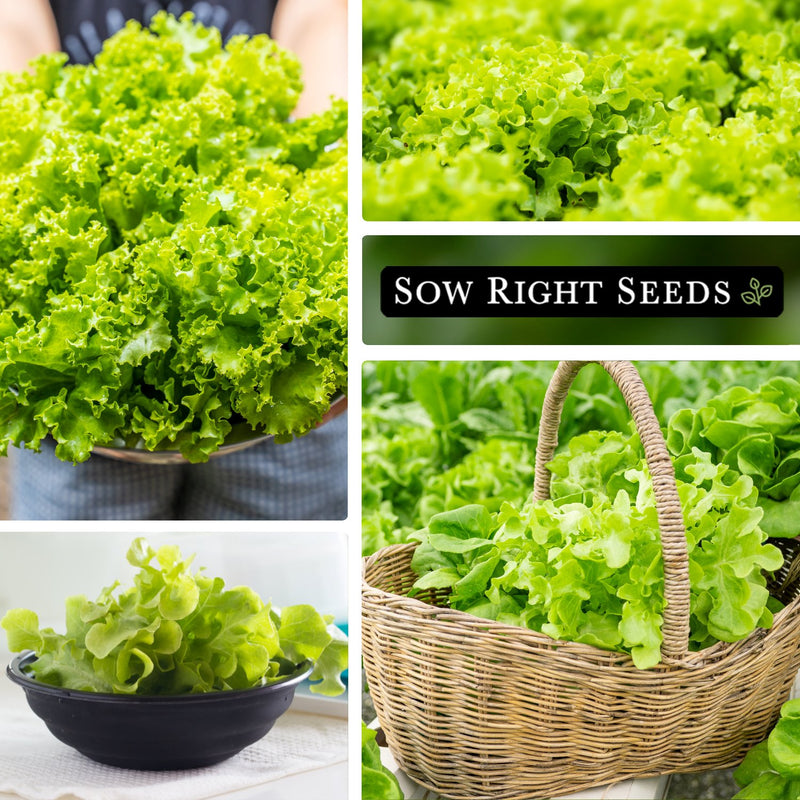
(9, 413, 347, 521)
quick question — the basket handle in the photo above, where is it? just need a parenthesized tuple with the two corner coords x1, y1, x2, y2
(533, 360, 690, 664)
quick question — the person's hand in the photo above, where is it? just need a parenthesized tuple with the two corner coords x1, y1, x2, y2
(273, 0, 347, 117)
(0, 0, 59, 72)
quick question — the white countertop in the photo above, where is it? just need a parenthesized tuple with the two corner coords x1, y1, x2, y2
(0, 673, 347, 800)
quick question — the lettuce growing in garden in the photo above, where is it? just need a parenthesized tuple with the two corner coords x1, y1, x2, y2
(0, 13, 347, 462)
(363, 0, 800, 220)
(1, 538, 348, 695)
(734, 699, 800, 798)
(410, 433, 783, 668)
(668, 378, 800, 538)
(362, 722, 405, 800)
(365, 363, 800, 666)
(362, 362, 800, 555)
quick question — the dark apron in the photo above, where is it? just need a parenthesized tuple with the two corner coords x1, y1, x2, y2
(48, 1, 277, 63)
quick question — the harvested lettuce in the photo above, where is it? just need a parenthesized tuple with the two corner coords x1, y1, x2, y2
(1, 538, 348, 696)
(0, 13, 347, 462)
(410, 433, 783, 669)
(667, 378, 800, 537)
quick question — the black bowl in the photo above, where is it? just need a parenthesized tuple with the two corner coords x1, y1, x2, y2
(7, 652, 313, 770)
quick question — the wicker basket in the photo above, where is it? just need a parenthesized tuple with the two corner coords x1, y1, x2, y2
(362, 360, 800, 800)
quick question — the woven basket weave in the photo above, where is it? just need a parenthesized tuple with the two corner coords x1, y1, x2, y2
(362, 360, 800, 800)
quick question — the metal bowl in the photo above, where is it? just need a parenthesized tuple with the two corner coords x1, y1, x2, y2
(92, 393, 348, 464)
(8, 651, 313, 770)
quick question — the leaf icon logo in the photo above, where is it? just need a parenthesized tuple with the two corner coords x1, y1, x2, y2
(742, 278, 773, 306)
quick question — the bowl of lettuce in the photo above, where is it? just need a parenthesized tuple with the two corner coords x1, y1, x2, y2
(1, 538, 348, 769)
(0, 12, 347, 465)
(7, 651, 313, 770)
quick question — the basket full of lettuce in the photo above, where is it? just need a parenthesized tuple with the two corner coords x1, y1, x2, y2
(0, 12, 346, 464)
(361, 360, 800, 800)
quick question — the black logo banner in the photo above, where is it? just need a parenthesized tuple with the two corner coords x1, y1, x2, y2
(380, 267, 783, 318)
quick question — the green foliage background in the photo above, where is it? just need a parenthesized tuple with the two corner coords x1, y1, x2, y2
(362, 361, 800, 555)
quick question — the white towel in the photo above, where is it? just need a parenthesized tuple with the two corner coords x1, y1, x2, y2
(0, 706, 346, 800)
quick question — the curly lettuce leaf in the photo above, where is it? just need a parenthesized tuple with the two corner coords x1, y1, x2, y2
(0, 13, 346, 462)
(363, 0, 800, 220)
(667, 377, 800, 537)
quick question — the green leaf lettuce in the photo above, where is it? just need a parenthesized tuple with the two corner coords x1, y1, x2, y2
(0, 12, 347, 462)
(1, 538, 347, 696)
